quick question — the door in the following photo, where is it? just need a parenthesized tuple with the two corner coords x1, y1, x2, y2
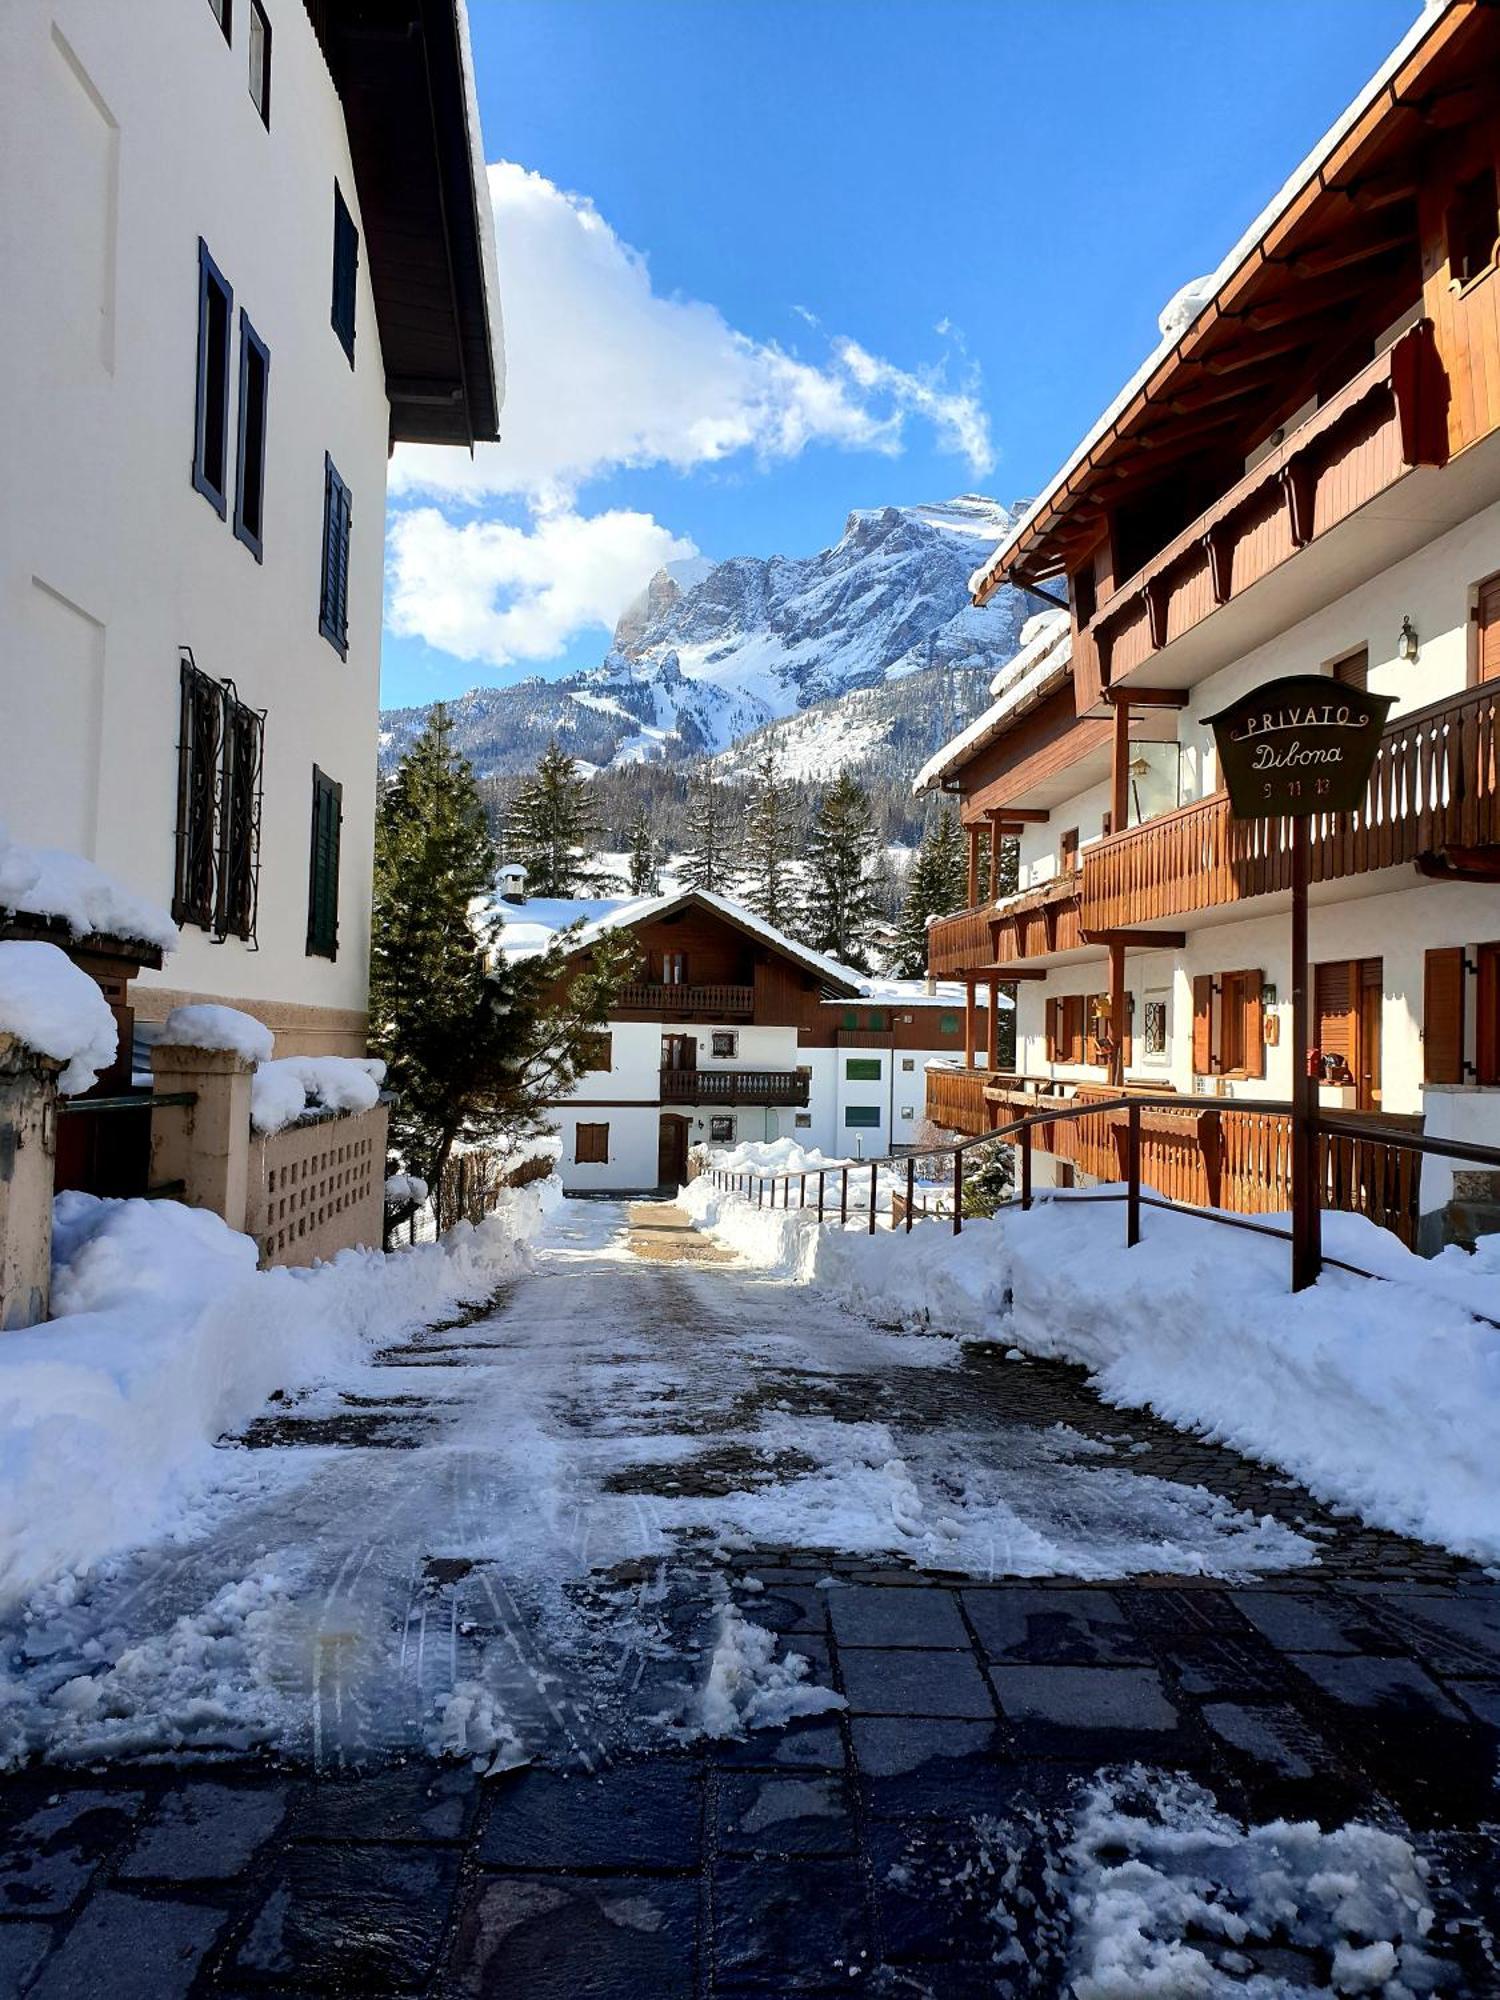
(661, 1034, 696, 1072)
(1478, 573, 1500, 682)
(1357, 957, 1382, 1111)
(657, 1114, 689, 1187)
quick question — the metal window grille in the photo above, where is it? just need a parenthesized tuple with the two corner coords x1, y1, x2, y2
(173, 649, 264, 946)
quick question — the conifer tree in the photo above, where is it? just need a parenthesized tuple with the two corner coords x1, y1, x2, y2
(678, 765, 738, 894)
(370, 707, 628, 1202)
(891, 807, 985, 977)
(737, 747, 797, 929)
(505, 740, 608, 898)
(625, 805, 662, 897)
(799, 772, 882, 970)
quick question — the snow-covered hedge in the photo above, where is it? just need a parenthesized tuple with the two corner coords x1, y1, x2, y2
(683, 1178, 1500, 1564)
(0, 1182, 558, 1606)
(0, 940, 118, 1094)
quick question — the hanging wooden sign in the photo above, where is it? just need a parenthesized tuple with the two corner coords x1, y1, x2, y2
(1207, 675, 1394, 821)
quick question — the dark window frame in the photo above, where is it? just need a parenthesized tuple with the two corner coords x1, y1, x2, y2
(710, 1030, 738, 1059)
(331, 183, 358, 364)
(233, 310, 270, 561)
(319, 453, 352, 658)
(208, 0, 232, 44)
(844, 1105, 881, 1129)
(306, 766, 342, 960)
(193, 240, 234, 517)
(247, 0, 271, 125)
(575, 1122, 609, 1165)
(845, 1057, 882, 1081)
(173, 649, 264, 945)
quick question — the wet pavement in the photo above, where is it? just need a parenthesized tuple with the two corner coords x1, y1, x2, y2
(2, 1200, 1499, 1995)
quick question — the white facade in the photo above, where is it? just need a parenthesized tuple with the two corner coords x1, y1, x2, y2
(0, 2, 495, 1056)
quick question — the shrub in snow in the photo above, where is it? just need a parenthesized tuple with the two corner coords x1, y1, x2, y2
(0, 940, 118, 1094)
(0, 820, 177, 954)
(158, 1003, 275, 1064)
(250, 1055, 386, 1134)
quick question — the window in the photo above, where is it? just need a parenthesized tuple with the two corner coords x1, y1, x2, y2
(208, 0, 231, 43)
(173, 651, 264, 942)
(866, 1011, 886, 1031)
(332, 183, 359, 364)
(844, 1105, 880, 1129)
(938, 1013, 958, 1036)
(1330, 646, 1368, 692)
(1425, 943, 1500, 1086)
(709, 1115, 735, 1143)
(1142, 989, 1170, 1064)
(711, 1031, 738, 1059)
(1060, 827, 1080, 875)
(319, 455, 352, 657)
(1447, 165, 1499, 290)
(845, 1057, 882, 1081)
(583, 1033, 613, 1073)
(794, 1112, 812, 1129)
(1191, 968, 1265, 1077)
(841, 1010, 859, 1030)
(233, 313, 270, 559)
(306, 767, 342, 960)
(1045, 995, 1091, 1066)
(899, 1105, 915, 1121)
(247, 0, 271, 123)
(901, 1057, 915, 1072)
(575, 1123, 609, 1165)
(1475, 573, 1500, 684)
(661, 952, 686, 986)
(193, 241, 233, 516)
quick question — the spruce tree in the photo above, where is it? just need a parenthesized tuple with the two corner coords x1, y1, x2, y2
(738, 747, 796, 929)
(678, 765, 738, 894)
(799, 772, 882, 970)
(505, 740, 608, 898)
(625, 805, 662, 897)
(891, 817, 956, 978)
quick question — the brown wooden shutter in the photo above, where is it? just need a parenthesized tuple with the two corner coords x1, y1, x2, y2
(1192, 974, 1213, 1073)
(1315, 962, 1355, 1067)
(1239, 970, 1265, 1078)
(1331, 647, 1368, 691)
(1476, 943, 1499, 1086)
(1045, 997, 1060, 1062)
(1064, 995, 1086, 1064)
(1478, 575, 1500, 683)
(1424, 947, 1467, 1084)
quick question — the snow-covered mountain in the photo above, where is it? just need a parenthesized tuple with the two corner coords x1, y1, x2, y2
(378, 495, 1046, 782)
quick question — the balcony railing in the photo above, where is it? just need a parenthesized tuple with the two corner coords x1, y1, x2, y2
(660, 1067, 810, 1107)
(617, 981, 754, 1016)
(1081, 679, 1500, 932)
(926, 874, 1085, 978)
(1077, 322, 1447, 709)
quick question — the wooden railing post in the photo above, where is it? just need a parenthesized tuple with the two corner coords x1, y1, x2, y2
(905, 1156, 915, 1233)
(841, 1166, 849, 1225)
(1020, 1123, 1032, 1211)
(869, 1160, 878, 1235)
(1126, 1100, 1141, 1248)
(953, 1149, 963, 1235)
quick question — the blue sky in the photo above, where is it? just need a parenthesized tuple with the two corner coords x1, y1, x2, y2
(379, 0, 1416, 711)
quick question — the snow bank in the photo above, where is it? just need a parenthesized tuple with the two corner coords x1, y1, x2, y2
(0, 940, 118, 1094)
(0, 821, 177, 954)
(696, 1604, 847, 1738)
(0, 1183, 554, 1606)
(710, 1137, 856, 1177)
(250, 1055, 386, 1133)
(683, 1178, 1500, 1563)
(158, 1003, 275, 1063)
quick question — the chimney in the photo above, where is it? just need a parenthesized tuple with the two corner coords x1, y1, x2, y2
(499, 862, 527, 906)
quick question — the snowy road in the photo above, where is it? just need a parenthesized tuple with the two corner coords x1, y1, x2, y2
(1, 1198, 1324, 1772)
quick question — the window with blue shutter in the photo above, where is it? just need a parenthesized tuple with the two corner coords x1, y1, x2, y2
(307, 767, 342, 959)
(193, 241, 233, 516)
(233, 312, 269, 560)
(319, 454, 351, 657)
(331, 185, 358, 364)
(844, 1106, 880, 1129)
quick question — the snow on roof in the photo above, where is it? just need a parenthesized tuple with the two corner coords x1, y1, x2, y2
(967, 2, 1451, 604)
(913, 612, 1072, 796)
(0, 823, 177, 955)
(841, 977, 1012, 1011)
(0, 939, 119, 1094)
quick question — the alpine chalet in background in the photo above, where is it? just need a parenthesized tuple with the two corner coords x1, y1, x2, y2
(918, 0, 1500, 1252)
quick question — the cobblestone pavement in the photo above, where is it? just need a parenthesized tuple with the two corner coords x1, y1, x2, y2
(3, 1203, 1500, 1995)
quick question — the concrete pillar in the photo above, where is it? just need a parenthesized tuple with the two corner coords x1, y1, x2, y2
(0, 1035, 61, 1331)
(150, 1044, 255, 1233)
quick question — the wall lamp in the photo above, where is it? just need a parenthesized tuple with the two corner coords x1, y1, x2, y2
(1398, 616, 1419, 663)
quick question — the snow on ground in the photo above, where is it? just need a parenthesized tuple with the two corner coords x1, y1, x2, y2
(0, 1184, 553, 1610)
(0, 821, 178, 954)
(684, 1175, 1500, 1565)
(0, 1195, 1316, 1771)
(0, 940, 119, 1093)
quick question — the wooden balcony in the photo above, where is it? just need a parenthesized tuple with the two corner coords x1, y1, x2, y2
(1082, 679, 1500, 932)
(660, 1067, 810, 1107)
(617, 982, 754, 1016)
(926, 905, 993, 978)
(1078, 323, 1447, 710)
(926, 875, 1086, 978)
(924, 1064, 992, 1134)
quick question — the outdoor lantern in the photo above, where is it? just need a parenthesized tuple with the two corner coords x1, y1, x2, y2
(1398, 615, 1419, 662)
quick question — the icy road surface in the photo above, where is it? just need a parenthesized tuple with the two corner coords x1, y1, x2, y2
(0, 1200, 1318, 1771)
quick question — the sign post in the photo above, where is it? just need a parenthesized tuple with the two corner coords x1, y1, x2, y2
(1207, 676, 1393, 1293)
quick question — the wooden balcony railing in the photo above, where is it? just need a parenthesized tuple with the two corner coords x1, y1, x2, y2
(1082, 679, 1500, 932)
(660, 1067, 810, 1107)
(1077, 321, 1447, 709)
(617, 982, 754, 1016)
(926, 904, 994, 978)
(927, 875, 1086, 978)
(923, 1070, 1424, 1245)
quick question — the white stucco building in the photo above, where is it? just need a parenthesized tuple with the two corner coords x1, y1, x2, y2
(0, 0, 501, 1057)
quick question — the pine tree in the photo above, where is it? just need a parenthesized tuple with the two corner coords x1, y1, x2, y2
(369, 707, 627, 1202)
(625, 805, 661, 897)
(678, 766, 738, 894)
(799, 773, 882, 970)
(737, 747, 796, 929)
(890, 807, 968, 976)
(505, 740, 608, 899)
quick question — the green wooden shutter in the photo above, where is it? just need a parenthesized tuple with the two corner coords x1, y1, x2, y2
(320, 457, 351, 657)
(307, 766, 341, 958)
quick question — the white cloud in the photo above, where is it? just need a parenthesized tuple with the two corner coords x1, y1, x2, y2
(389, 161, 995, 503)
(386, 504, 699, 671)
